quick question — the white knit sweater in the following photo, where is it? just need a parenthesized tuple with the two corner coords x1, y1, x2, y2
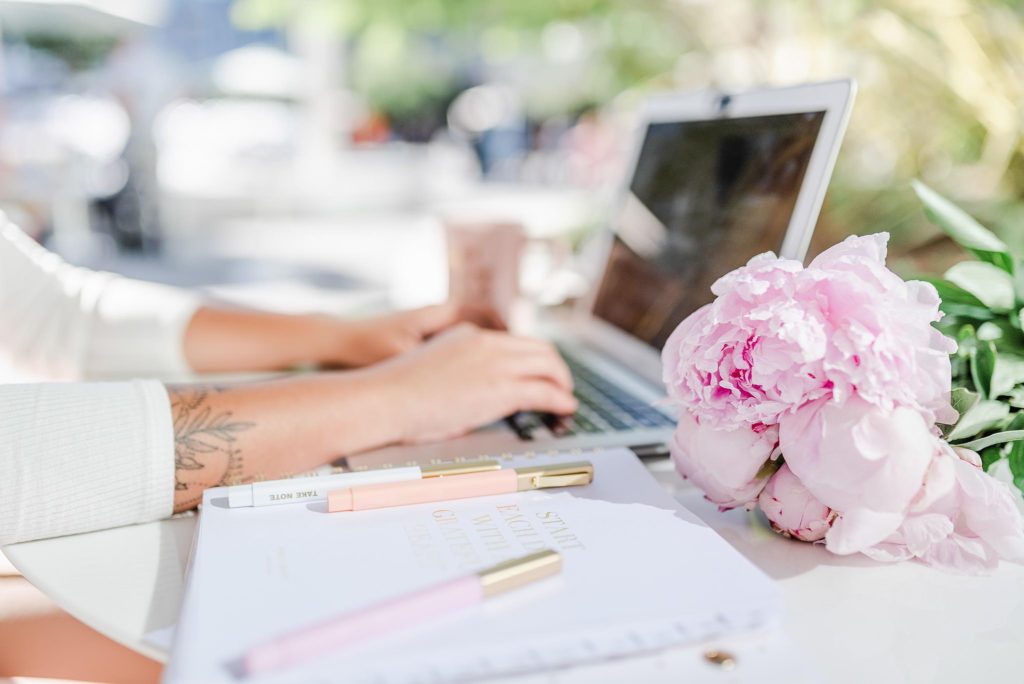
(0, 215, 200, 546)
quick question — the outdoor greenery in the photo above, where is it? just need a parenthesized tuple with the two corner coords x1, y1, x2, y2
(914, 181, 1024, 494)
(230, 0, 1024, 260)
(17, 32, 118, 70)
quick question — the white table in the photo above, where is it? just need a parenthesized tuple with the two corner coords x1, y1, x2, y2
(5, 457, 1022, 683)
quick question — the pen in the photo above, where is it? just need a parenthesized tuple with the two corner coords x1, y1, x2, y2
(327, 461, 594, 513)
(225, 460, 500, 508)
(244, 549, 562, 675)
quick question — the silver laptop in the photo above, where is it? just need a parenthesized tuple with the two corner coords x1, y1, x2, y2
(346, 79, 855, 470)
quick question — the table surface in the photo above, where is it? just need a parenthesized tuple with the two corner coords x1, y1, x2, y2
(5, 457, 1023, 684)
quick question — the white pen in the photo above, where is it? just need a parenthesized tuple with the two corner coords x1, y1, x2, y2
(225, 460, 500, 508)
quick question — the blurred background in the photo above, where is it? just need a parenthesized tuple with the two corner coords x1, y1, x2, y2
(1, 0, 1022, 314)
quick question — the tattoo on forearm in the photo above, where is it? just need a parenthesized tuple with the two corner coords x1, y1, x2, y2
(169, 387, 254, 507)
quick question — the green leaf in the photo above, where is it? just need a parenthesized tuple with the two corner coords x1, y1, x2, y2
(1008, 441, 1024, 491)
(951, 357, 970, 388)
(980, 445, 1004, 471)
(912, 180, 1014, 274)
(922, 277, 997, 322)
(977, 322, 1003, 341)
(940, 303, 997, 321)
(918, 277, 987, 307)
(986, 320, 1024, 348)
(992, 353, 1024, 397)
(954, 325, 978, 356)
(1006, 411, 1024, 431)
(755, 457, 783, 480)
(950, 387, 980, 418)
(957, 429, 1024, 452)
(947, 399, 1011, 441)
(944, 261, 1016, 311)
(970, 341, 997, 399)
(1009, 388, 1024, 409)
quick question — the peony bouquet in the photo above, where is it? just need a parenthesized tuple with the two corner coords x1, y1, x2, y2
(661, 219, 1024, 573)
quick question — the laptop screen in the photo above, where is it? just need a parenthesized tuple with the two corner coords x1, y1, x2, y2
(592, 111, 826, 350)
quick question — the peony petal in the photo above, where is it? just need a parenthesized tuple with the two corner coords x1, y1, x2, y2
(861, 542, 914, 563)
(918, 535, 998, 574)
(825, 507, 906, 555)
(951, 457, 1024, 561)
(808, 233, 889, 270)
(780, 398, 934, 515)
(670, 412, 777, 510)
(861, 446, 1024, 572)
(898, 514, 954, 556)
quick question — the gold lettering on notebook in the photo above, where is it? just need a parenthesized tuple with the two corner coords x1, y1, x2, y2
(536, 511, 586, 551)
(402, 521, 445, 571)
(432, 509, 482, 569)
(470, 513, 513, 554)
(495, 504, 547, 552)
(404, 503, 588, 572)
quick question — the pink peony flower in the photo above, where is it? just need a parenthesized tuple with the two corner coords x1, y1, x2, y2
(661, 230, 1024, 572)
(802, 235, 957, 426)
(662, 253, 825, 431)
(778, 396, 936, 554)
(661, 233, 957, 431)
(670, 411, 778, 511)
(860, 445, 1024, 573)
(758, 463, 836, 542)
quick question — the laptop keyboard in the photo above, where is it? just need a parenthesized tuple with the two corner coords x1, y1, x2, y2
(505, 350, 675, 440)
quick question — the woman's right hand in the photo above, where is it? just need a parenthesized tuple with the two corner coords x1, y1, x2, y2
(371, 323, 578, 443)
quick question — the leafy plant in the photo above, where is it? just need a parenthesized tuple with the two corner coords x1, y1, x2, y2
(913, 180, 1024, 493)
(231, 0, 687, 119)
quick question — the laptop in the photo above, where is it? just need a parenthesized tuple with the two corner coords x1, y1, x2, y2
(345, 79, 855, 470)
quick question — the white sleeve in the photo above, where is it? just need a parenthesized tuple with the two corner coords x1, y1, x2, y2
(0, 379, 175, 546)
(0, 214, 201, 380)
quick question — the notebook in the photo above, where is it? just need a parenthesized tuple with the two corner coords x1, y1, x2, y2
(164, 448, 780, 683)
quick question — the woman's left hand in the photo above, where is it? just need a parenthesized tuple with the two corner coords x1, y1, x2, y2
(184, 301, 500, 373)
(324, 303, 496, 367)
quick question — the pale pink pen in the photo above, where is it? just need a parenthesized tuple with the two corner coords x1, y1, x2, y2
(243, 549, 562, 675)
(326, 461, 594, 513)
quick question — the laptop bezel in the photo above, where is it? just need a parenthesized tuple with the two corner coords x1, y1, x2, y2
(568, 79, 856, 386)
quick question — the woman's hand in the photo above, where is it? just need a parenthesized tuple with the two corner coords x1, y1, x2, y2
(326, 303, 490, 367)
(369, 323, 578, 443)
(183, 302, 496, 373)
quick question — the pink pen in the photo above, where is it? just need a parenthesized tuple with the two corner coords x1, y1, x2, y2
(327, 461, 594, 513)
(243, 549, 562, 675)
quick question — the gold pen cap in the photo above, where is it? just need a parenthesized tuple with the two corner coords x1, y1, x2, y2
(478, 549, 562, 598)
(513, 461, 594, 491)
(420, 460, 501, 478)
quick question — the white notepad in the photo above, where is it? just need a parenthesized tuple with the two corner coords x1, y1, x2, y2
(164, 448, 780, 683)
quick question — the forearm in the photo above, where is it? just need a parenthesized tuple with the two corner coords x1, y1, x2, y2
(182, 307, 347, 374)
(169, 372, 400, 512)
(181, 302, 471, 374)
